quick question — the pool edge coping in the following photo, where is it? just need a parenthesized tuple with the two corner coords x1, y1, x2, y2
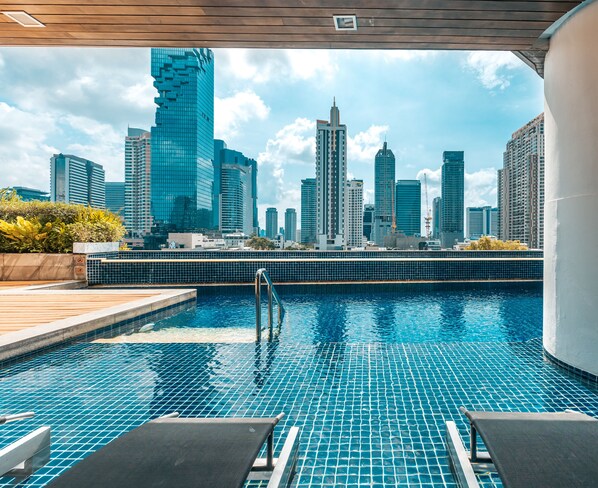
(0, 288, 197, 363)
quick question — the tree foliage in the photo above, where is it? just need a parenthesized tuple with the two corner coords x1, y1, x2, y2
(0, 189, 125, 253)
(246, 236, 276, 250)
(465, 236, 528, 251)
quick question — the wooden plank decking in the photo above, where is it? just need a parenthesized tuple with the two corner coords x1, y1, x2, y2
(0, 291, 159, 334)
(0, 281, 59, 289)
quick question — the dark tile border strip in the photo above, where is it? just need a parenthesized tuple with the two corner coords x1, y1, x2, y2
(543, 347, 598, 389)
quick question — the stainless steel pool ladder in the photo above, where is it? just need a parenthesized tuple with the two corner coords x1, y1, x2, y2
(255, 268, 285, 341)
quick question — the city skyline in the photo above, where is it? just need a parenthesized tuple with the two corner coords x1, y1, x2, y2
(0, 48, 544, 227)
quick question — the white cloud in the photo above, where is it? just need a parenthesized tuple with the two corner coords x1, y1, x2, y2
(348, 125, 389, 163)
(0, 102, 58, 190)
(465, 52, 525, 90)
(215, 49, 338, 84)
(257, 118, 315, 206)
(215, 90, 270, 141)
(374, 50, 437, 63)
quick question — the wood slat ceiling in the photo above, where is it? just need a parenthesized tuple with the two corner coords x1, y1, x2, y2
(0, 0, 582, 75)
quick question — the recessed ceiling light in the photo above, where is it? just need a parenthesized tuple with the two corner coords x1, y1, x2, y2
(2, 11, 45, 27)
(333, 15, 357, 31)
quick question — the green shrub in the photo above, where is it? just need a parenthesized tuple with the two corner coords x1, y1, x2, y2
(0, 189, 125, 253)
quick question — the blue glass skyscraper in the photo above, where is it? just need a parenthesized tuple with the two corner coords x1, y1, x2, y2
(150, 48, 214, 231)
(395, 180, 421, 236)
(440, 151, 465, 248)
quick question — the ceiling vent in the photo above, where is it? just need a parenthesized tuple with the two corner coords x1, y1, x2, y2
(2, 11, 45, 27)
(333, 15, 357, 31)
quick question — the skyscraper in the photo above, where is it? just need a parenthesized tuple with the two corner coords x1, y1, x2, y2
(300, 178, 317, 245)
(265, 207, 278, 239)
(50, 153, 105, 208)
(125, 127, 152, 237)
(499, 113, 545, 249)
(316, 99, 347, 250)
(440, 151, 465, 248)
(466, 206, 498, 239)
(373, 142, 396, 245)
(284, 208, 297, 242)
(432, 197, 441, 239)
(150, 48, 214, 232)
(345, 179, 364, 248)
(213, 139, 258, 235)
(395, 180, 421, 236)
(105, 182, 125, 216)
(363, 204, 375, 242)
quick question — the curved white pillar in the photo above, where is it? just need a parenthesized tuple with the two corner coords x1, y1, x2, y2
(544, 0, 598, 376)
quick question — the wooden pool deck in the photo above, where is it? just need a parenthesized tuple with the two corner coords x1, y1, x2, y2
(0, 282, 196, 362)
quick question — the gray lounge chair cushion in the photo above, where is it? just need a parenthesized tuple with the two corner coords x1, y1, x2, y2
(47, 417, 279, 488)
(465, 410, 598, 488)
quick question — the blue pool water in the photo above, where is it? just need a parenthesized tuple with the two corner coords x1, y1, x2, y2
(152, 283, 543, 343)
(1, 283, 597, 488)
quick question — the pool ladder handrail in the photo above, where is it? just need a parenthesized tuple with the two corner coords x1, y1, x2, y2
(255, 268, 285, 341)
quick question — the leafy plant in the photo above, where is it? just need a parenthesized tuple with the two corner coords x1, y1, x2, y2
(0, 216, 52, 253)
(0, 190, 126, 253)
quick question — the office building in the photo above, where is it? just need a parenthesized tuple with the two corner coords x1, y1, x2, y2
(300, 178, 317, 245)
(284, 208, 297, 242)
(125, 127, 152, 237)
(440, 151, 465, 248)
(316, 99, 347, 250)
(363, 204, 375, 242)
(395, 180, 421, 236)
(499, 113, 545, 249)
(213, 139, 258, 235)
(373, 141, 396, 245)
(8, 187, 49, 202)
(345, 179, 364, 248)
(105, 182, 125, 216)
(467, 206, 498, 239)
(150, 48, 214, 232)
(432, 197, 441, 239)
(50, 153, 105, 208)
(265, 207, 278, 239)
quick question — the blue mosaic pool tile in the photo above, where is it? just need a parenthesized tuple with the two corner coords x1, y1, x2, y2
(1, 339, 597, 487)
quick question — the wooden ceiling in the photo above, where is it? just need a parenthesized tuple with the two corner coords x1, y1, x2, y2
(0, 0, 582, 75)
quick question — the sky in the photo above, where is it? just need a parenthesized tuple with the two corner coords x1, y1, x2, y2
(0, 47, 544, 229)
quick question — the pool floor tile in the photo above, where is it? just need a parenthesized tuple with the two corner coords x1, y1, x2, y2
(1, 339, 598, 487)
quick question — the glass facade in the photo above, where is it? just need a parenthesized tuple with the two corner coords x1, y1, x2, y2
(9, 186, 49, 202)
(266, 207, 278, 239)
(50, 153, 105, 208)
(395, 180, 421, 236)
(432, 197, 441, 239)
(150, 48, 214, 232)
(301, 178, 317, 244)
(440, 151, 464, 248)
(213, 139, 258, 235)
(105, 182, 125, 216)
(285, 208, 297, 242)
(363, 204, 374, 241)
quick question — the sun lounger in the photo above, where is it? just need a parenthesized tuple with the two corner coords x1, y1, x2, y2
(0, 412, 51, 480)
(446, 406, 598, 488)
(47, 412, 299, 488)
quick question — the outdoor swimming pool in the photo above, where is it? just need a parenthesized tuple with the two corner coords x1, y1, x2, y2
(1, 283, 597, 488)
(109, 283, 543, 344)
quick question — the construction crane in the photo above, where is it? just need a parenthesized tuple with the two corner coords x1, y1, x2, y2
(423, 173, 432, 239)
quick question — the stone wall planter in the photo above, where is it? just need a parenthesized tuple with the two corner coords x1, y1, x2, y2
(72, 242, 119, 254)
(0, 253, 87, 281)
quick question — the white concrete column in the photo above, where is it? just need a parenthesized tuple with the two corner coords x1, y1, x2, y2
(544, 0, 598, 375)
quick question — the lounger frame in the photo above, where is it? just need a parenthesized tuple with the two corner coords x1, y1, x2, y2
(0, 426, 51, 479)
